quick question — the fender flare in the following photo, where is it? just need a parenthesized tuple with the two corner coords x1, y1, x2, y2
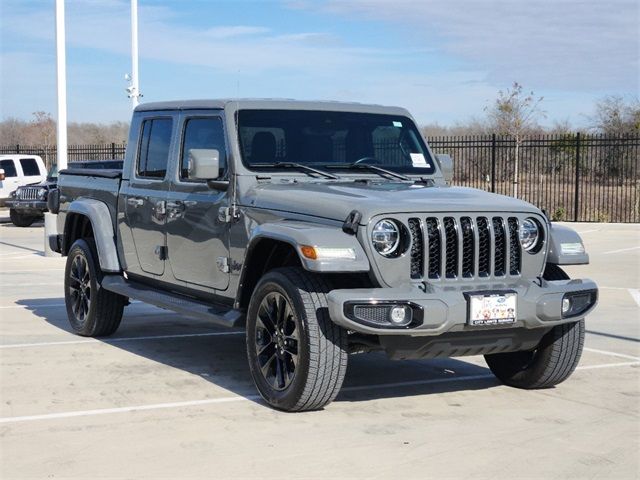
(246, 221, 370, 273)
(547, 223, 589, 265)
(65, 199, 121, 272)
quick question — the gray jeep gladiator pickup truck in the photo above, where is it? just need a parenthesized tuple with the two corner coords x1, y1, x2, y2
(50, 99, 598, 411)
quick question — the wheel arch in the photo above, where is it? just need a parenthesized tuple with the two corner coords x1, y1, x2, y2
(63, 199, 120, 272)
(236, 222, 371, 310)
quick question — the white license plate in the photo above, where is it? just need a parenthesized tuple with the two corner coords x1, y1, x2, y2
(468, 292, 517, 326)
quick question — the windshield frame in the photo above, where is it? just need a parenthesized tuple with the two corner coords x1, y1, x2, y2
(236, 109, 437, 178)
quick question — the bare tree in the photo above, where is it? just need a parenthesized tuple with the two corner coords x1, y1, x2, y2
(486, 82, 544, 198)
(29, 112, 57, 168)
(589, 95, 640, 136)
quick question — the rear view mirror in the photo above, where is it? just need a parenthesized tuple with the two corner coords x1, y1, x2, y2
(435, 154, 453, 183)
(0, 169, 4, 181)
(188, 149, 220, 180)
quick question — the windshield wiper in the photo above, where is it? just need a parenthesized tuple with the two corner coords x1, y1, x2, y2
(251, 162, 339, 180)
(326, 163, 411, 181)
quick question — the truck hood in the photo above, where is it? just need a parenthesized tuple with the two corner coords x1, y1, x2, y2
(244, 181, 542, 223)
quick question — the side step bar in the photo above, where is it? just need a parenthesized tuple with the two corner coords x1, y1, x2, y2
(101, 275, 244, 329)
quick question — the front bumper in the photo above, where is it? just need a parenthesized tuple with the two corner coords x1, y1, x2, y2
(5, 199, 47, 214)
(327, 278, 598, 336)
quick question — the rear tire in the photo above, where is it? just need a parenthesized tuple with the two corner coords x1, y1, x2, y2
(484, 264, 585, 389)
(64, 238, 126, 337)
(246, 267, 348, 411)
(9, 209, 37, 227)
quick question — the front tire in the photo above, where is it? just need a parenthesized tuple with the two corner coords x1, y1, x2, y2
(484, 264, 585, 389)
(246, 267, 348, 412)
(9, 209, 37, 227)
(64, 238, 126, 337)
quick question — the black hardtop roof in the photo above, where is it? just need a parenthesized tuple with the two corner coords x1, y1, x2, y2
(134, 99, 411, 116)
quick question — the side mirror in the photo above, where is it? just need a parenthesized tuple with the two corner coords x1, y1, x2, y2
(0, 169, 5, 181)
(435, 154, 453, 183)
(188, 149, 220, 180)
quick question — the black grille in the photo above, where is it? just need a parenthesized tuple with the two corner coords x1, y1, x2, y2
(17, 187, 40, 200)
(425, 218, 441, 279)
(443, 217, 458, 278)
(408, 218, 423, 279)
(492, 217, 506, 276)
(460, 217, 474, 278)
(353, 305, 391, 324)
(477, 217, 491, 277)
(410, 215, 525, 281)
(508, 218, 521, 275)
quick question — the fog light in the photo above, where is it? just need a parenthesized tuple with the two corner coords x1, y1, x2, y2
(390, 306, 411, 325)
(561, 290, 598, 318)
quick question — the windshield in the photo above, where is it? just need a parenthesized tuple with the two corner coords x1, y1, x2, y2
(238, 110, 435, 176)
(47, 164, 58, 180)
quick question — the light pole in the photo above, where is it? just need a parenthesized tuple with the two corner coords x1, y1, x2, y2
(126, 0, 141, 109)
(47, 0, 67, 257)
(55, 0, 67, 170)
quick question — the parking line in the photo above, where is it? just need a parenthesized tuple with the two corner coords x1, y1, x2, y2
(0, 269, 65, 273)
(0, 362, 637, 425)
(602, 246, 640, 255)
(577, 361, 640, 370)
(584, 347, 640, 361)
(0, 331, 244, 349)
(628, 289, 640, 307)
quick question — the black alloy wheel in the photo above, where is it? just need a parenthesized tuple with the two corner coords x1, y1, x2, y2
(254, 292, 299, 391)
(68, 252, 92, 324)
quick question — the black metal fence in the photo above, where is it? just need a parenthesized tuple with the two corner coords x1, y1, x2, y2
(428, 134, 639, 223)
(1, 135, 638, 222)
(0, 143, 127, 166)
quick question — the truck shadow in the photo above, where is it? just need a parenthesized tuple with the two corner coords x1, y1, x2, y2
(17, 298, 499, 409)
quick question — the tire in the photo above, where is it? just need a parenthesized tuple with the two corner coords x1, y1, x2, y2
(246, 267, 348, 412)
(484, 264, 584, 389)
(64, 238, 126, 337)
(9, 209, 36, 227)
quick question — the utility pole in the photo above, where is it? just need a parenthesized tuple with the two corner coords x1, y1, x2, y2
(126, 0, 141, 109)
(55, 0, 67, 170)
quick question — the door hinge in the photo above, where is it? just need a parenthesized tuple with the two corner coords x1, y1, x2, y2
(218, 205, 240, 223)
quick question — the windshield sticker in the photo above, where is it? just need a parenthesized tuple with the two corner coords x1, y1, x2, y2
(392, 121, 403, 127)
(410, 153, 431, 168)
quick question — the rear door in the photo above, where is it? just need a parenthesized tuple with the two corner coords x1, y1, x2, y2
(122, 115, 174, 277)
(165, 112, 230, 290)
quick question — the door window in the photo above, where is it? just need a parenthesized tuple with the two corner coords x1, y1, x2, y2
(137, 118, 173, 179)
(20, 158, 40, 176)
(0, 160, 17, 177)
(180, 117, 226, 180)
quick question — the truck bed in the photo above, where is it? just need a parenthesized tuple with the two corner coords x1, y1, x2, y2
(57, 169, 122, 225)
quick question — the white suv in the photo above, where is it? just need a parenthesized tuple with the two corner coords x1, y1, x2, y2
(0, 155, 47, 207)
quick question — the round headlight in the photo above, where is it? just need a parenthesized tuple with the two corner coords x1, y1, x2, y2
(372, 219, 400, 256)
(519, 218, 542, 252)
(37, 188, 47, 200)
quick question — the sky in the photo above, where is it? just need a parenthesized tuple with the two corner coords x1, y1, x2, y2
(0, 0, 638, 127)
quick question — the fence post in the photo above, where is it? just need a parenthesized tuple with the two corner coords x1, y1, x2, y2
(574, 132, 581, 222)
(16, 144, 20, 154)
(491, 133, 496, 193)
(111, 142, 116, 159)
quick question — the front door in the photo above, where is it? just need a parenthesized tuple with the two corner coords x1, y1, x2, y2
(165, 114, 230, 290)
(123, 116, 174, 277)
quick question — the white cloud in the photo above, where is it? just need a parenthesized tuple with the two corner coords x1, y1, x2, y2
(300, 0, 639, 92)
(203, 26, 271, 39)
